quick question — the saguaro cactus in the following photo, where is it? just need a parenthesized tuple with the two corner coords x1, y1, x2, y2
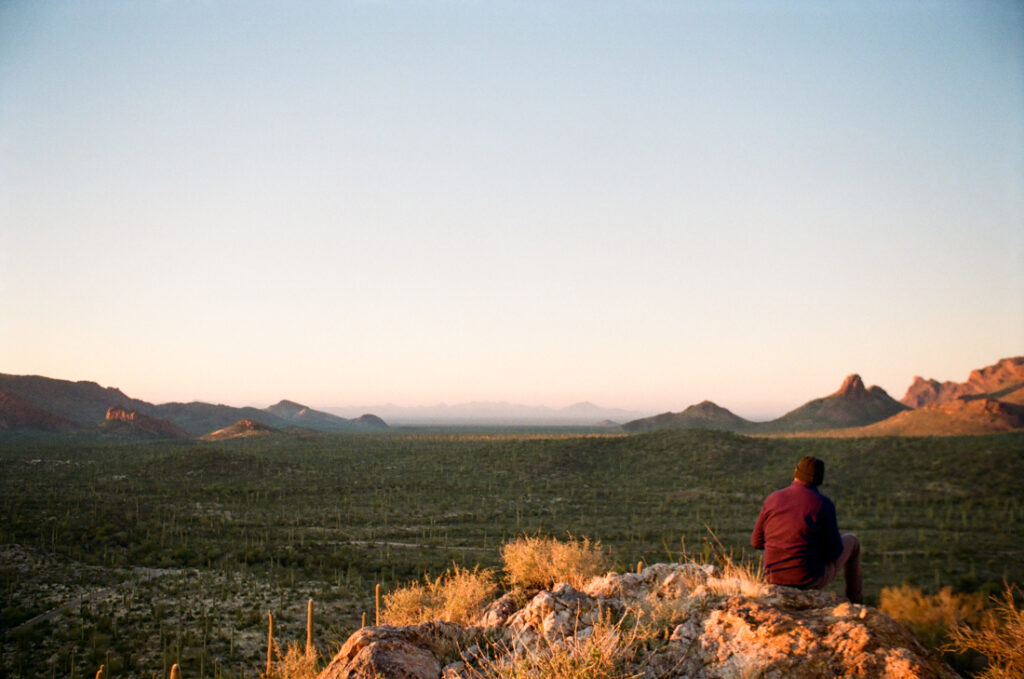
(170, 664, 181, 679)
(266, 610, 274, 676)
(306, 598, 314, 655)
(375, 583, 381, 625)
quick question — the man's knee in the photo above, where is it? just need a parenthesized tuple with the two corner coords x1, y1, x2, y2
(835, 534, 859, 569)
(842, 533, 859, 556)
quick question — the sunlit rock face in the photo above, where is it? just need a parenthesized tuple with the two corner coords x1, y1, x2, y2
(317, 563, 958, 679)
(103, 405, 190, 438)
(901, 357, 1024, 408)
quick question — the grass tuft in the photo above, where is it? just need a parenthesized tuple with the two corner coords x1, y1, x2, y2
(469, 620, 642, 679)
(501, 535, 609, 590)
(382, 565, 498, 626)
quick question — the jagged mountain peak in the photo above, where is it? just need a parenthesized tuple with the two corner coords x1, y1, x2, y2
(835, 374, 867, 398)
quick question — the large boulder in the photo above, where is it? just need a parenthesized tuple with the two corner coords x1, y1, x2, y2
(317, 564, 959, 679)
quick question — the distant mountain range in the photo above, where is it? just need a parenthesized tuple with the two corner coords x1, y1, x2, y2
(323, 401, 648, 426)
(623, 356, 1024, 437)
(2, 356, 1021, 438)
(0, 374, 388, 438)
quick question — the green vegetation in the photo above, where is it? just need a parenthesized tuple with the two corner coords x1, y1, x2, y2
(1, 428, 1022, 678)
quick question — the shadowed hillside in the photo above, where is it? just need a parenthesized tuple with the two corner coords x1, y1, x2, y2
(0, 390, 83, 432)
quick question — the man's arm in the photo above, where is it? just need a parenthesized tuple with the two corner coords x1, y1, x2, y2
(821, 499, 843, 563)
(751, 503, 767, 550)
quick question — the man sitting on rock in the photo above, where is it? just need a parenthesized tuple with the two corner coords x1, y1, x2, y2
(751, 456, 863, 603)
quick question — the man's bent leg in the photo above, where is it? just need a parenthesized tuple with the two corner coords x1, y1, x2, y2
(841, 533, 863, 604)
(809, 533, 862, 604)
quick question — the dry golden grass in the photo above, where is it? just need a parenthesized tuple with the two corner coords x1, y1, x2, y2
(501, 536, 609, 590)
(879, 584, 984, 649)
(266, 641, 318, 679)
(468, 620, 642, 679)
(947, 584, 1024, 679)
(381, 565, 498, 626)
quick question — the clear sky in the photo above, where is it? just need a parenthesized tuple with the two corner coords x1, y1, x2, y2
(2, 0, 1022, 419)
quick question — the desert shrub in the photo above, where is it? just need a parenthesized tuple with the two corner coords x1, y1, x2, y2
(501, 536, 609, 590)
(267, 641, 318, 679)
(879, 584, 984, 649)
(382, 566, 498, 626)
(947, 584, 1024, 679)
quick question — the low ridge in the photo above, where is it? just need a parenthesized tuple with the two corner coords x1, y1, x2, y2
(623, 400, 753, 433)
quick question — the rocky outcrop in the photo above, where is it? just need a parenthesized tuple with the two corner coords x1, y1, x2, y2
(901, 357, 1024, 408)
(901, 377, 961, 409)
(317, 563, 957, 679)
(826, 397, 1024, 437)
(101, 405, 190, 439)
(318, 622, 474, 679)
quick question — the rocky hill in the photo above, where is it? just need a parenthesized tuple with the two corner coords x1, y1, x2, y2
(99, 406, 191, 439)
(351, 413, 388, 428)
(757, 374, 908, 433)
(319, 563, 957, 679)
(199, 418, 281, 441)
(622, 400, 754, 433)
(901, 356, 1024, 408)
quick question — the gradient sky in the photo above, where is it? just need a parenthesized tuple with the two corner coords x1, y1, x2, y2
(2, 0, 1022, 419)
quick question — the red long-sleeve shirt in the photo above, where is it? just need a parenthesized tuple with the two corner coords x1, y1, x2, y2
(751, 480, 844, 587)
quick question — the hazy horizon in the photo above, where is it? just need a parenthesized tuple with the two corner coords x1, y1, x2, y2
(3, 1, 1022, 417)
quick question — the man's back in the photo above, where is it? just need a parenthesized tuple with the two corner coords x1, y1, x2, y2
(751, 480, 843, 587)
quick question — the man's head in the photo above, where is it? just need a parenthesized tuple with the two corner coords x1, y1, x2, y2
(794, 456, 825, 486)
